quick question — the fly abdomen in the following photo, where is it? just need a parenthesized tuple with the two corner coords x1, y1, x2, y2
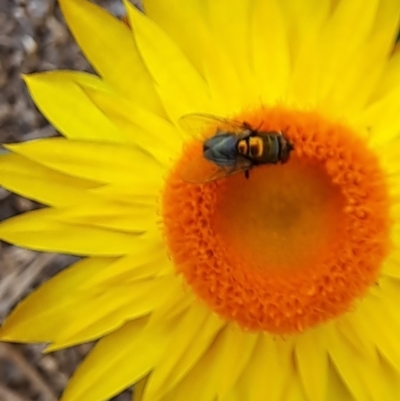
(257, 133, 282, 164)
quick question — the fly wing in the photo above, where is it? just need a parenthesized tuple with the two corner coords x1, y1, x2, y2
(179, 113, 247, 140)
(180, 154, 252, 183)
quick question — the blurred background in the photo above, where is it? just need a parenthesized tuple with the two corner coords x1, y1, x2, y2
(0, 1, 140, 400)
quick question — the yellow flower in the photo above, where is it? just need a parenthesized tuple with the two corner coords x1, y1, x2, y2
(1, 0, 400, 400)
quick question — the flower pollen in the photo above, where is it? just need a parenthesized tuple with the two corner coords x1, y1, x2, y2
(162, 107, 391, 334)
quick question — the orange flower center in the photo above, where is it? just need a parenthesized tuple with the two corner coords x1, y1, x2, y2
(162, 107, 391, 334)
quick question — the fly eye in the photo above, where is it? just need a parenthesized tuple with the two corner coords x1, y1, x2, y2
(238, 141, 247, 154)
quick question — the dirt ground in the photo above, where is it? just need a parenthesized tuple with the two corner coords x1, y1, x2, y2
(0, 1, 141, 400)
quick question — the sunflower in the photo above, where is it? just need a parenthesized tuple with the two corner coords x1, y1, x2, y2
(1, 0, 400, 400)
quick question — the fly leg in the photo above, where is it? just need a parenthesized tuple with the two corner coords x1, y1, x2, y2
(245, 170, 250, 179)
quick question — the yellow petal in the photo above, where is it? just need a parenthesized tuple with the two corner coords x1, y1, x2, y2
(356, 0, 400, 96)
(133, 376, 149, 401)
(356, 86, 400, 146)
(325, 325, 373, 400)
(321, 0, 400, 117)
(25, 70, 108, 90)
(50, 200, 156, 232)
(214, 329, 258, 400)
(24, 72, 128, 142)
(294, 329, 328, 401)
(145, 0, 246, 115)
(326, 365, 354, 401)
(143, 306, 224, 401)
(381, 251, 400, 279)
(124, 0, 212, 121)
(207, 0, 251, 73)
(336, 312, 376, 360)
(0, 208, 140, 255)
(5, 138, 164, 184)
(169, 1, 261, 114)
(219, 390, 240, 401)
(375, 141, 400, 182)
(61, 317, 171, 401)
(280, 374, 308, 401)
(202, 44, 248, 116)
(58, 0, 163, 113)
(0, 257, 113, 343)
(251, 0, 290, 104)
(81, 86, 182, 164)
(84, 239, 172, 288)
(160, 326, 254, 401)
(143, 0, 208, 74)
(374, 45, 400, 98)
(377, 277, 400, 311)
(359, 292, 400, 376)
(284, 0, 330, 104)
(206, 0, 259, 103)
(88, 183, 162, 204)
(355, 89, 400, 144)
(48, 276, 179, 352)
(236, 335, 294, 401)
(317, 0, 380, 102)
(61, 296, 195, 401)
(0, 153, 99, 206)
(145, 283, 194, 328)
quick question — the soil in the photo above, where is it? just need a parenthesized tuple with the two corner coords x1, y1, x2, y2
(0, 1, 141, 400)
